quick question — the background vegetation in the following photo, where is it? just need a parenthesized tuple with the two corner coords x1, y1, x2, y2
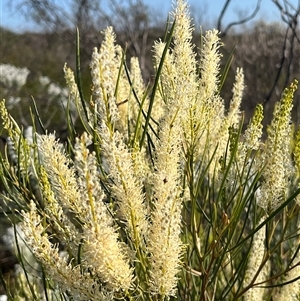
(1, 0, 300, 130)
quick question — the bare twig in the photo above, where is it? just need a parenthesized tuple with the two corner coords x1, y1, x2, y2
(217, 0, 262, 38)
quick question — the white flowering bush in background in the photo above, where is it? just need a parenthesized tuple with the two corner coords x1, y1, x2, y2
(0, 1, 300, 300)
(0, 64, 30, 111)
(0, 63, 76, 129)
(0, 65, 30, 92)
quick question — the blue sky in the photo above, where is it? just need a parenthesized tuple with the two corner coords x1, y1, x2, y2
(1, 0, 299, 32)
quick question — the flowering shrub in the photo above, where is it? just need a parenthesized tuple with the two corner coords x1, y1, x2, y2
(0, 63, 75, 130)
(0, 0, 300, 300)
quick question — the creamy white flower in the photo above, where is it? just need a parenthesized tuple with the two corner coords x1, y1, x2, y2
(244, 216, 270, 301)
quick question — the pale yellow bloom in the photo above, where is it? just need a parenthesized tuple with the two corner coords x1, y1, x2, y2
(176, 27, 226, 179)
(90, 23, 148, 253)
(39, 166, 79, 256)
(37, 134, 84, 217)
(214, 68, 244, 172)
(172, 0, 198, 107)
(244, 217, 270, 301)
(294, 127, 300, 176)
(63, 64, 79, 107)
(294, 128, 300, 205)
(198, 29, 222, 102)
(36, 132, 134, 292)
(90, 27, 120, 125)
(227, 68, 244, 127)
(74, 132, 134, 291)
(148, 110, 183, 296)
(83, 226, 133, 292)
(0, 99, 21, 138)
(272, 217, 300, 300)
(258, 80, 297, 211)
(273, 238, 300, 301)
(90, 26, 133, 136)
(244, 104, 264, 151)
(147, 5, 229, 294)
(63, 64, 84, 122)
(148, 3, 190, 286)
(100, 125, 148, 246)
(224, 103, 263, 191)
(0, 99, 32, 174)
(153, 0, 197, 114)
(21, 201, 112, 300)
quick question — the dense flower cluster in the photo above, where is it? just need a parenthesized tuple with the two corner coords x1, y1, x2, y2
(0, 0, 300, 300)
